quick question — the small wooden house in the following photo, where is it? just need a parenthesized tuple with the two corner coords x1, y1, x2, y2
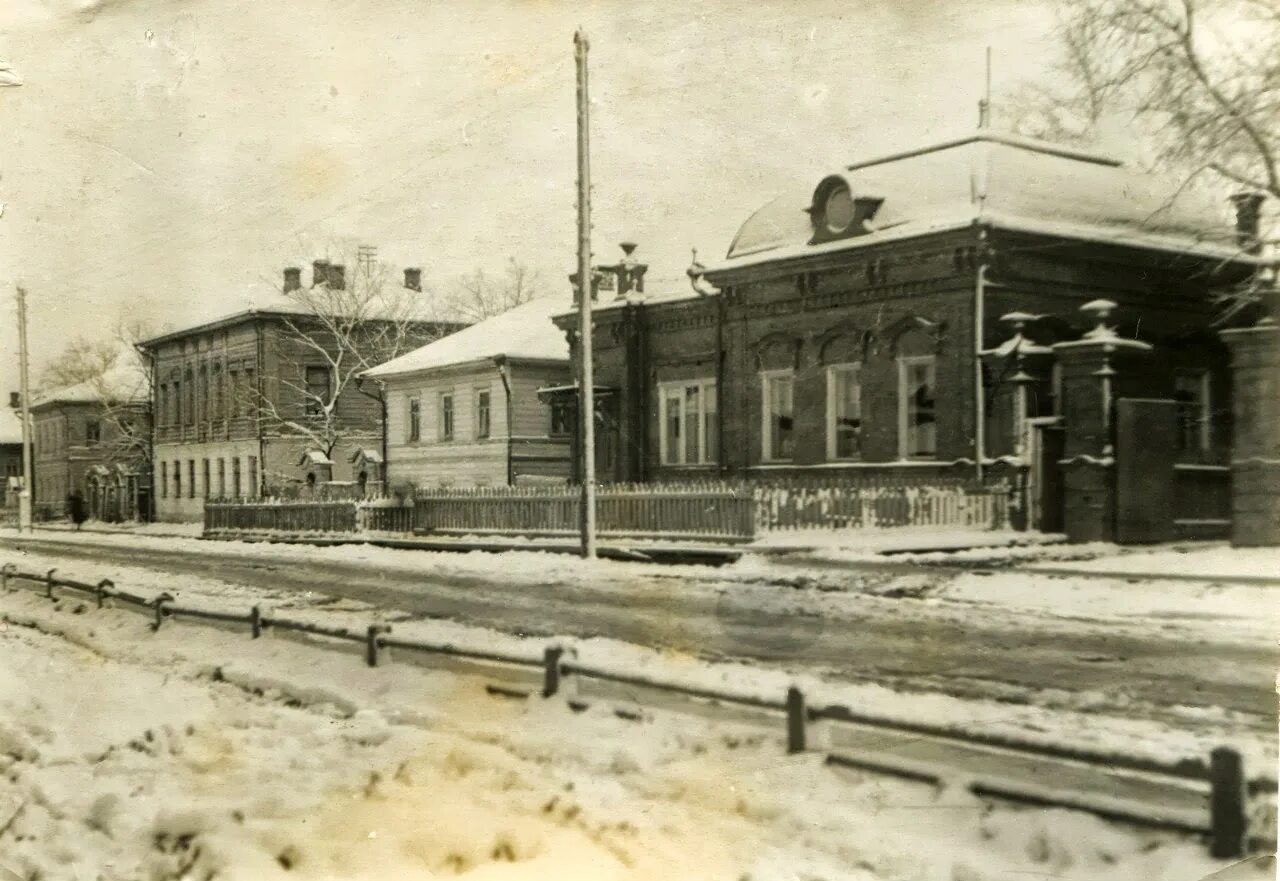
(364, 297, 573, 489)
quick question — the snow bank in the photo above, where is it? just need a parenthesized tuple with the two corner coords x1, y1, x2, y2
(0, 588, 1259, 881)
(1028, 545, 1280, 580)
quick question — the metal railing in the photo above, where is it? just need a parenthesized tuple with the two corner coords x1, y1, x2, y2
(0, 561, 1270, 859)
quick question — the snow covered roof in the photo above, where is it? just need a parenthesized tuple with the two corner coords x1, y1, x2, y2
(364, 296, 569, 379)
(707, 130, 1253, 277)
(0, 407, 22, 445)
(30, 362, 149, 409)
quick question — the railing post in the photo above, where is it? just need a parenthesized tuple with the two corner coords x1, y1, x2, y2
(44, 568, 57, 600)
(250, 605, 262, 639)
(152, 592, 173, 631)
(1, 563, 13, 593)
(365, 624, 388, 667)
(786, 686, 807, 754)
(1209, 746, 1247, 859)
(542, 646, 563, 698)
(95, 579, 113, 609)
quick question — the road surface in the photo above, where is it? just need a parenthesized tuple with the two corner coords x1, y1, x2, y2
(0, 533, 1273, 733)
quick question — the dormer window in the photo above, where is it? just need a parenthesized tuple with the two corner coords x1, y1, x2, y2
(824, 185, 855, 234)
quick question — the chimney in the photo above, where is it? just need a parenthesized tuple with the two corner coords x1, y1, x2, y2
(312, 259, 330, 288)
(8, 392, 18, 409)
(283, 266, 302, 293)
(602, 242, 647, 301)
(328, 264, 346, 291)
(1230, 192, 1265, 254)
(403, 267, 422, 292)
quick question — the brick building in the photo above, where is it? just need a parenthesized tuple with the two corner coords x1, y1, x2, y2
(29, 374, 151, 521)
(365, 296, 572, 489)
(553, 131, 1262, 538)
(138, 265, 466, 522)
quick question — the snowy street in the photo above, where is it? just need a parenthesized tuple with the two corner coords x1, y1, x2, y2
(0, 552, 1270, 880)
(0, 530, 1275, 735)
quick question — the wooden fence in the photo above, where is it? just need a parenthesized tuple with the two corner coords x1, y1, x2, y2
(414, 483, 756, 542)
(205, 477, 1013, 541)
(205, 501, 357, 534)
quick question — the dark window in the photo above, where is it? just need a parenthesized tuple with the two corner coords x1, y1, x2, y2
(550, 399, 573, 436)
(232, 457, 241, 498)
(305, 366, 331, 417)
(407, 397, 421, 442)
(187, 459, 195, 499)
(439, 393, 454, 441)
(85, 420, 100, 445)
(899, 356, 937, 459)
(160, 461, 168, 499)
(247, 456, 258, 498)
(202, 459, 210, 498)
(476, 390, 491, 439)
(228, 370, 241, 417)
(217, 458, 225, 498)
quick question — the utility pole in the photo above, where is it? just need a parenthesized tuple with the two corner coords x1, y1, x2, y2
(574, 28, 597, 559)
(978, 46, 992, 128)
(16, 285, 33, 532)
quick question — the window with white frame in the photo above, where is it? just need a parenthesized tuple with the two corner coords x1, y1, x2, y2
(1173, 369, 1211, 453)
(658, 380, 717, 465)
(439, 393, 454, 441)
(761, 370, 795, 462)
(826, 363, 862, 460)
(898, 355, 937, 459)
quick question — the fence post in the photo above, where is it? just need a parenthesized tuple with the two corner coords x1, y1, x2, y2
(365, 624, 388, 667)
(542, 646, 563, 698)
(95, 579, 113, 610)
(152, 592, 173, 631)
(786, 686, 807, 754)
(1209, 746, 1247, 859)
(44, 568, 57, 600)
(1, 563, 13, 593)
(250, 605, 262, 639)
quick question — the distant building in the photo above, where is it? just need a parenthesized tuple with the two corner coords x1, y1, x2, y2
(0, 394, 22, 511)
(364, 297, 572, 489)
(137, 264, 467, 521)
(30, 372, 151, 521)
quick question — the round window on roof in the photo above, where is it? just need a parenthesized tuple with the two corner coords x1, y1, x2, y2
(824, 185, 855, 234)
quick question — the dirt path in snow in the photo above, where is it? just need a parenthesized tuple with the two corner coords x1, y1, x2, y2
(0, 533, 1274, 729)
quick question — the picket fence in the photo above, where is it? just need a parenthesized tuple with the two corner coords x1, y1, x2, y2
(205, 477, 1011, 542)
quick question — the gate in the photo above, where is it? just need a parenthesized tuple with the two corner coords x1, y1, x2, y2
(1027, 417, 1065, 533)
(1115, 398, 1176, 544)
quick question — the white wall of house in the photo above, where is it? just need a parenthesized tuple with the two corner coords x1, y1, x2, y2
(383, 359, 570, 489)
(154, 440, 260, 522)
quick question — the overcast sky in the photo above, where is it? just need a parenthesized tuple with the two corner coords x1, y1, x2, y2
(0, 0, 1063, 393)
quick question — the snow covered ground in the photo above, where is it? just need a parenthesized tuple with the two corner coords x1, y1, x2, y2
(0, 582, 1266, 880)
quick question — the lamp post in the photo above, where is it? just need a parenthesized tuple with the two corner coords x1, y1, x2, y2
(2, 60, 29, 531)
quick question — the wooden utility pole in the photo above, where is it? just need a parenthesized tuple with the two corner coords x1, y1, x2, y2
(574, 29, 597, 558)
(16, 285, 33, 531)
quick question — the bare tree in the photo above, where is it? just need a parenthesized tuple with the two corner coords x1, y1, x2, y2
(255, 247, 448, 472)
(447, 257, 542, 322)
(1009, 0, 1279, 201)
(37, 317, 155, 471)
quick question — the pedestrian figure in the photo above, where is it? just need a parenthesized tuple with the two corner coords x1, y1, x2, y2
(67, 489, 87, 531)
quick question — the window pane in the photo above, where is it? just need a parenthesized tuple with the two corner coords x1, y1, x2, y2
(832, 367, 862, 459)
(768, 375, 794, 460)
(684, 385, 700, 464)
(703, 384, 718, 464)
(664, 392, 681, 464)
(906, 361, 936, 457)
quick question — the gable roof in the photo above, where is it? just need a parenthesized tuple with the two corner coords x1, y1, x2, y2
(30, 362, 150, 410)
(708, 130, 1253, 278)
(364, 296, 569, 379)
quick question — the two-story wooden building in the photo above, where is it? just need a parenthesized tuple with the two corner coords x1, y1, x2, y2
(138, 265, 466, 522)
(364, 296, 572, 489)
(30, 371, 151, 521)
(0, 394, 23, 512)
(553, 131, 1260, 537)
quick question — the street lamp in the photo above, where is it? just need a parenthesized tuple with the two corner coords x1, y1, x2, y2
(1, 60, 29, 532)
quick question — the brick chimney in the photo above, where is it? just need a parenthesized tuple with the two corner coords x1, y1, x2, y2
(312, 259, 330, 288)
(403, 267, 422, 292)
(8, 391, 18, 409)
(328, 264, 346, 291)
(283, 266, 302, 293)
(1230, 192, 1265, 254)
